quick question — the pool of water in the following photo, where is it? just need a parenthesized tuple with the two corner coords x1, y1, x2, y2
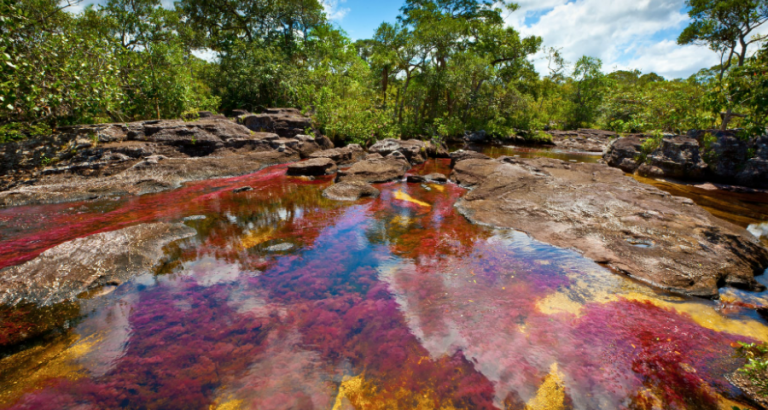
(0, 159, 767, 409)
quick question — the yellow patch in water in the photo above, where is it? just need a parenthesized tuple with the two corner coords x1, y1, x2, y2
(209, 398, 244, 410)
(332, 374, 457, 410)
(536, 292, 584, 317)
(391, 215, 413, 227)
(240, 227, 275, 249)
(394, 190, 431, 208)
(429, 184, 445, 192)
(537, 272, 768, 341)
(617, 292, 768, 342)
(525, 363, 567, 410)
(0, 332, 100, 406)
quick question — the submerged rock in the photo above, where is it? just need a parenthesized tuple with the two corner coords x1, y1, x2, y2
(336, 157, 411, 184)
(322, 181, 380, 201)
(286, 158, 337, 176)
(451, 156, 768, 298)
(266, 243, 294, 252)
(0, 223, 196, 306)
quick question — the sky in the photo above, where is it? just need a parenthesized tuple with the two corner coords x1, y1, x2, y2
(68, 0, 768, 79)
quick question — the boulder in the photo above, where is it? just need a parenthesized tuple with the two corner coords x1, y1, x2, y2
(449, 150, 492, 169)
(231, 109, 249, 117)
(286, 158, 338, 176)
(336, 157, 411, 184)
(0, 223, 196, 306)
(322, 181, 380, 201)
(737, 135, 768, 188)
(407, 173, 448, 184)
(546, 129, 618, 152)
(638, 136, 708, 180)
(240, 110, 312, 138)
(309, 144, 365, 165)
(464, 130, 488, 143)
(604, 136, 644, 173)
(368, 139, 446, 164)
(452, 156, 768, 298)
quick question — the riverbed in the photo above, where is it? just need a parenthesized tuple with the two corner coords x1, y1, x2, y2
(0, 147, 766, 409)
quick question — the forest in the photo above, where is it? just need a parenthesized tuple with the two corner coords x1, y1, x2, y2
(2, 0, 768, 146)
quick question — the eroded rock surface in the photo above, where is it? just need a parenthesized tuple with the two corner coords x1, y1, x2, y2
(238, 108, 312, 138)
(605, 132, 768, 188)
(309, 144, 365, 165)
(286, 158, 337, 176)
(0, 223, 196, 306)
(0, 117, 317, 207)
(451, 156, 768, 298)
(336, 157, 411, 184)
(546, 129, 619, 153)
(369, 139, 448, 165)
(637, 136, 708, 180)
(323, 181, 380, 201)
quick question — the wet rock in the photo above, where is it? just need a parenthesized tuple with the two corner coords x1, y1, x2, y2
(183, 215, 207, 221)
(309, 144, 365, 165)
(604, 136, 644, 173)
(286, 158, 338, 176)
(727, 372, 768, 409)
(407, 173, 447, 184)
(452, 156, 768, 298)
(336, 157, 411, 184)
(638, 136, 708, 180)
(464, 130, 488, 143)
(323, 181, 380, 201)
(449, 150, 492, 168)
(233, 186, 253, 193)
(0, 223, 196, 306)
(365, 153, 384, 160)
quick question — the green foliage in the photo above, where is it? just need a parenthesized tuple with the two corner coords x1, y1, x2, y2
(701, 132, 719, 164)
(734, 341, 768, 397)
(638, 130, 665, 162)
(0, 123, 52, 144)
(566, 56, 609, 129)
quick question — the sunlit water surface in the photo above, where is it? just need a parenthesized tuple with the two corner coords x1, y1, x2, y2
(0, 156, 767, 410)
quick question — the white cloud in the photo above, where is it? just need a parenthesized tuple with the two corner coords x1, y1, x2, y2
(321, 0, 350, 21)
(504, 0, 726, 79)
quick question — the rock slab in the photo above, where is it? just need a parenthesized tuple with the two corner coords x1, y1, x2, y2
(0, 223, 196, 306)
(451, 156, 768, 298)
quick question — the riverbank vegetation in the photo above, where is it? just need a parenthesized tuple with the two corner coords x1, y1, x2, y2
(2, 0, 768, 145)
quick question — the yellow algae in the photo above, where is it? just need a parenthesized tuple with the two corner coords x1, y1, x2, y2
(332, 374, 458, 410)
(394, 190, 431, 208)
(429, 184, 445, 192)
(617, 292, 768, 342)
(525, 363, 567, 410)
(240, 227, 275, 249)
(535, 292, 584, 317)
(0, 332, 100, 406)
(391, 215, 413, 227)
(209, 397, 244, 410)
(536, 269, 768, 341)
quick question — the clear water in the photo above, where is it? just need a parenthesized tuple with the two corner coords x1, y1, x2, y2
(0, 159, 766, 410)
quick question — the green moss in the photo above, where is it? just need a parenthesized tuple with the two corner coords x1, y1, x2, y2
(0, 123, 52, 144)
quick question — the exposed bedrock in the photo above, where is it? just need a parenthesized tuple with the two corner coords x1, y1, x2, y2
(451, 156, 768, 298)
(369, 138, 449, 165)
(336, 156, 412, 184)
(605, 132, 768, 189)
(0, 116, 327, 207)
(322, 181, 380, 201)
(0, 223, 196, 306)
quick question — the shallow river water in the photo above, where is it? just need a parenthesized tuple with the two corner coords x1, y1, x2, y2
(0, 152, 767, 409)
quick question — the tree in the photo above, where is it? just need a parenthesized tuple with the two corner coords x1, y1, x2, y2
(679, 0, 768, 129)
(566, 56, 608, 129)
